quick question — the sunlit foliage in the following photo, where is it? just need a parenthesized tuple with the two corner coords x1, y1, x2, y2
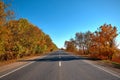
(65, 24, 119, 62)
(0, 0, 58, 61)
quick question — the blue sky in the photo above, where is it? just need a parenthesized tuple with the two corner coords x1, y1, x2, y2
(10, 0, 120, 48)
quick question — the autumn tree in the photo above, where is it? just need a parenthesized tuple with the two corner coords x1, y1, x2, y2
(64, 38, 77, 52)
(91, 24, 118, 60)
(84, 31, 92, 54)
(75, 32, 84, 53)
(65, 24, 119, 61)
(0, 1, 6, 26)
(0, 0, 58, 61)
(0, 0, 14, 26)
(74, 31, 92, 54)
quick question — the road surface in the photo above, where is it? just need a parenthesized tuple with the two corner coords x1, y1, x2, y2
(0, 50, 120, 80)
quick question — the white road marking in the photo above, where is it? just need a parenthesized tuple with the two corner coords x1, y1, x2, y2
(58, 53, 62, 67)
(83, 60, 120, 78)
(0, 56, 46, 79)
(59, 61, 62, 67)
(0, 61, 34, 79)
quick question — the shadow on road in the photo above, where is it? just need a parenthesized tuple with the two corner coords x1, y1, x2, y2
(18, 53, 100, 62)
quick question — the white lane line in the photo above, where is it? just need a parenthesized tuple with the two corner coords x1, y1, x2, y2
(0, 61, 34, 79)
(58, 53, 62, 67)
(83, 60, 120, 78)
(59, 61, 62, 67)
(0, 56, 47, 79)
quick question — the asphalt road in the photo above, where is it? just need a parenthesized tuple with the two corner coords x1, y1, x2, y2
(0, 50, 120, 80)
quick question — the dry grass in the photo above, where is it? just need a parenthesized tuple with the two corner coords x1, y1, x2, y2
(0, 54, 44, 67)
(102, 60, 120, 69)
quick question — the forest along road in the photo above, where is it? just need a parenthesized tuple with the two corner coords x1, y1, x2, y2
(0, 50, 120, 80)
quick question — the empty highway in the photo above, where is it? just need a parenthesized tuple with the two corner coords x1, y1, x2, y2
(0, 50, 120, 80)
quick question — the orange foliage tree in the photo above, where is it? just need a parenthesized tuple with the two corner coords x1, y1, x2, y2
(0, 1, 58, 61)
(65, 24, 119, 61)
(64, 38, 77, 52)
(90, 24, 118, 60)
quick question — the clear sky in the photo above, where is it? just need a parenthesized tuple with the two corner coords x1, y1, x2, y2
(10, 0, 120, 48)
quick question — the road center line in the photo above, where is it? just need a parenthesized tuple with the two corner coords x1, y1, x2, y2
(59, 61, 62, 67)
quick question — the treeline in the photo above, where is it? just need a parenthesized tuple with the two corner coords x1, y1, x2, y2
(65, 24, 120, 63)
(0, 1, 58, 61)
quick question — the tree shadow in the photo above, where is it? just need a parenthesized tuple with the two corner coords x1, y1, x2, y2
(48, 52, 68, 56)
(18, 54, 100, 62)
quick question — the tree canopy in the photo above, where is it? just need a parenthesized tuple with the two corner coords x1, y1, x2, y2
(65, 24, 120, 62)
(0, 0, 58, 61)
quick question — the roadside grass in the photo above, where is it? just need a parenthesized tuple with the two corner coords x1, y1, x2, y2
(77, 54, 120, 69)
(102, 60, 120, 69)
(111, 61, 120, 69)
(0, 59, 16, 67)
(0, 51, 54, 67)
(76, 53, 120, 69)
(0, 54, 45, 67)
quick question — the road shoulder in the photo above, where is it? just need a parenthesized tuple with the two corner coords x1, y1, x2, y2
(0, 55, 43, 76)
(79, 56, 120, 77)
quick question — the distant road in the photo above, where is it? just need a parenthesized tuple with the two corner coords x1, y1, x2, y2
(0, 50, 120, 80)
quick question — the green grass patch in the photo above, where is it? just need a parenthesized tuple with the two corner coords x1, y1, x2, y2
(112, 62, 120, 69)
(102, 60, 120, 69)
